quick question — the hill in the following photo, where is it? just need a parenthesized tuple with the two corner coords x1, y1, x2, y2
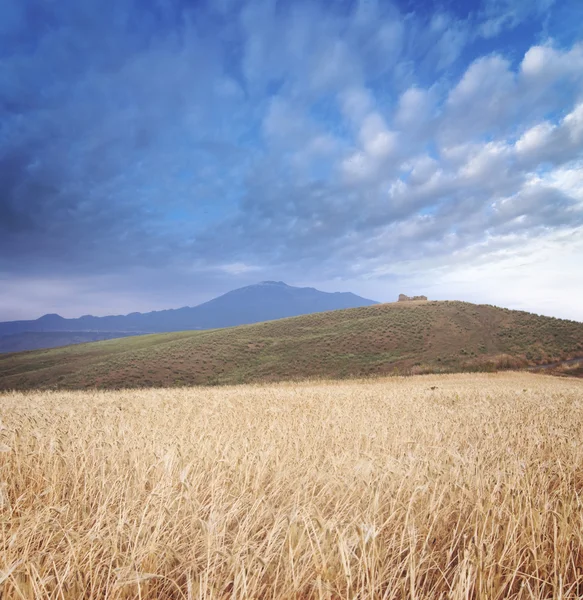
(1, 300, 582, 390)
(0, 281, 378, 353)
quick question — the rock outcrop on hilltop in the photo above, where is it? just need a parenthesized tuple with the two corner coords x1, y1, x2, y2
(398, 294, 428, 302)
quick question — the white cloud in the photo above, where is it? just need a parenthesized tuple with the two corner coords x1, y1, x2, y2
(430, 13, 469, 69)
(395, 86, 434, 130)
(515, 122, 556, 157)
(359, 113, 397, 159)
(217, 263, 262, 275)
(419, 228, 583, 321)
(478, 0, 556, 39)
(547, 162, 583, 205)
(564, 103, 583, 143)
(521, 42, 583, 82)
(340, 87, 375, 124)
(448, 55, 513, 106)
(405, 155, 440, 186)
(341, 151, 376, 182)
(459, 142, 512, 184)
(444, 55, 516, 141)
(340, 109, 399, 183)
(515, 102, 583, 165)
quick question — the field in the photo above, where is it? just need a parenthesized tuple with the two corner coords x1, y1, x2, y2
(2, 301, 583, 391)
(1, 373, 583, 598)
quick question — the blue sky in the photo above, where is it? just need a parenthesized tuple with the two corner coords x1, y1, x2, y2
(1, 0, 583, 320)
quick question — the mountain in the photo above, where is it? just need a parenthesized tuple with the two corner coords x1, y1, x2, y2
(0, 282, 378, 352)
(1, 300, 582, 390)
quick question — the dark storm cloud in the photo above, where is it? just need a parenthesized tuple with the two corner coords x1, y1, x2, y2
(0, 0, 251, 276)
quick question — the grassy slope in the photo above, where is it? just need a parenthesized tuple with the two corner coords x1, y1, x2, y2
(1, 300, 582, 390)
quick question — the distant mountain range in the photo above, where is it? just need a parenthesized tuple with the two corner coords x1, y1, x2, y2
(0, 281, 378, 353)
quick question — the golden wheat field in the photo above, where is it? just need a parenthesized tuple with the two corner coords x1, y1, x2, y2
(1, 373, 583, 599)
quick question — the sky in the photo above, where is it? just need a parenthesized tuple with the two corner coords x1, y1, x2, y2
(1, 0, 583, 322)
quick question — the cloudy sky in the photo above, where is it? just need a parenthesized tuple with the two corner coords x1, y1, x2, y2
(1, 0, 582, 321)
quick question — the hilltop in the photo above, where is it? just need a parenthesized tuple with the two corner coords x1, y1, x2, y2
(1, 300, 582, 390)
(0, 281, 377, 353)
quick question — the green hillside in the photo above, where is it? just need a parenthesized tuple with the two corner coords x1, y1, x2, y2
(1, 300, 582, 390)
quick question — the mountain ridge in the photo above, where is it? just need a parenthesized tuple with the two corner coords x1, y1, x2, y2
(0, 282, 378, 352)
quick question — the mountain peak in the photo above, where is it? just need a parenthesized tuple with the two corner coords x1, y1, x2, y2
(0, 282, 378, 351)
(38, 313, 64, 322)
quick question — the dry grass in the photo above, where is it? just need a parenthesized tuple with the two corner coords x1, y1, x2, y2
(1, 372, 583, 599)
